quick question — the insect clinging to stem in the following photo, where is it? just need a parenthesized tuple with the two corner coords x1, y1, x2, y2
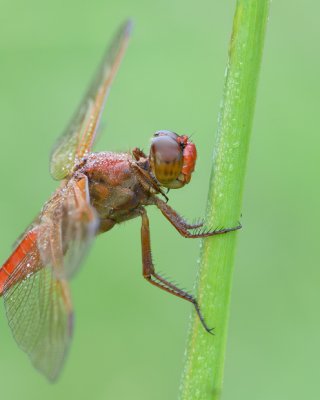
(0, 20, 240, 381)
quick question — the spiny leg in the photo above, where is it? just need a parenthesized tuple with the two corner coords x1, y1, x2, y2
(154, 198, 241, 238)
(140, 207, 213, 334)
(132, 147, 147, 161)
(132, 163, 169, 202)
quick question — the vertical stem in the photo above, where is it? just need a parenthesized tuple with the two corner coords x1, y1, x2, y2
(179, 1, 269, 399)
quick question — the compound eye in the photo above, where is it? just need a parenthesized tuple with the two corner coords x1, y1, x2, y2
(153, 130, 179, 141)
(150, 133, 183, 186)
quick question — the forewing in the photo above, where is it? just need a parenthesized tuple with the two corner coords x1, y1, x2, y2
(50, 20, 132, 180)
(37, 175, 99, 279)
(62, 177, 99, 278)
(3, 240, 73, 382)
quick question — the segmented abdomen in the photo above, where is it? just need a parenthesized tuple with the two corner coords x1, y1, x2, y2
(0, 229, 39, 295)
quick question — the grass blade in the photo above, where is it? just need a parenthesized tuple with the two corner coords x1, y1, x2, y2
(179, 1, 270, 399)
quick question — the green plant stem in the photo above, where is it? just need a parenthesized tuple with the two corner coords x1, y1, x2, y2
(179, 1, 269, 399)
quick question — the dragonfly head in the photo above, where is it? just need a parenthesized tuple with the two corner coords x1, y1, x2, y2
(149, 130, 197, 189)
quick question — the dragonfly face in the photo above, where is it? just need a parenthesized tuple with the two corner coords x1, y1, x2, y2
(0, 20, 240, 382)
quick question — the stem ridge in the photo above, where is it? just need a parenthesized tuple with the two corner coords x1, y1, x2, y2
(179, 1, 270, 399)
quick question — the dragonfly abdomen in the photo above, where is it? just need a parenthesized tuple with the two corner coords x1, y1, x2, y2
(0, 229, 39, 295)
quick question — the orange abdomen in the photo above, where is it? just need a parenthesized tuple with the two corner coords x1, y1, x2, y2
(0, 229, 39, 296)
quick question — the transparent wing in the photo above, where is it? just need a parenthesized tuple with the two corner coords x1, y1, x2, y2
(2, 176, 99, 381)
(37, 175, 99, 279)
(50, 20, 132, 180)
(3, 238, 73, 382)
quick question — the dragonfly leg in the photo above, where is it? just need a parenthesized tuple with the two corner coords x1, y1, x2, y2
(132, 147, 147, 160)
(140, 207, 213, 334)
(154, 198, 241, 238)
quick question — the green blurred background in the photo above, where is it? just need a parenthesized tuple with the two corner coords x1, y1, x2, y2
(0, 0, 319, 399)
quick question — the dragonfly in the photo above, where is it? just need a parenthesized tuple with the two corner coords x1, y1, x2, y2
(0, 20, 240, 382)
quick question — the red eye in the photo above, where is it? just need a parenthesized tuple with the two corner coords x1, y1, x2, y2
(149, 131, 197, 189)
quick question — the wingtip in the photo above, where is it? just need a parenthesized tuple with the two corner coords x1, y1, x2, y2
(123, 18, 134, 35)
